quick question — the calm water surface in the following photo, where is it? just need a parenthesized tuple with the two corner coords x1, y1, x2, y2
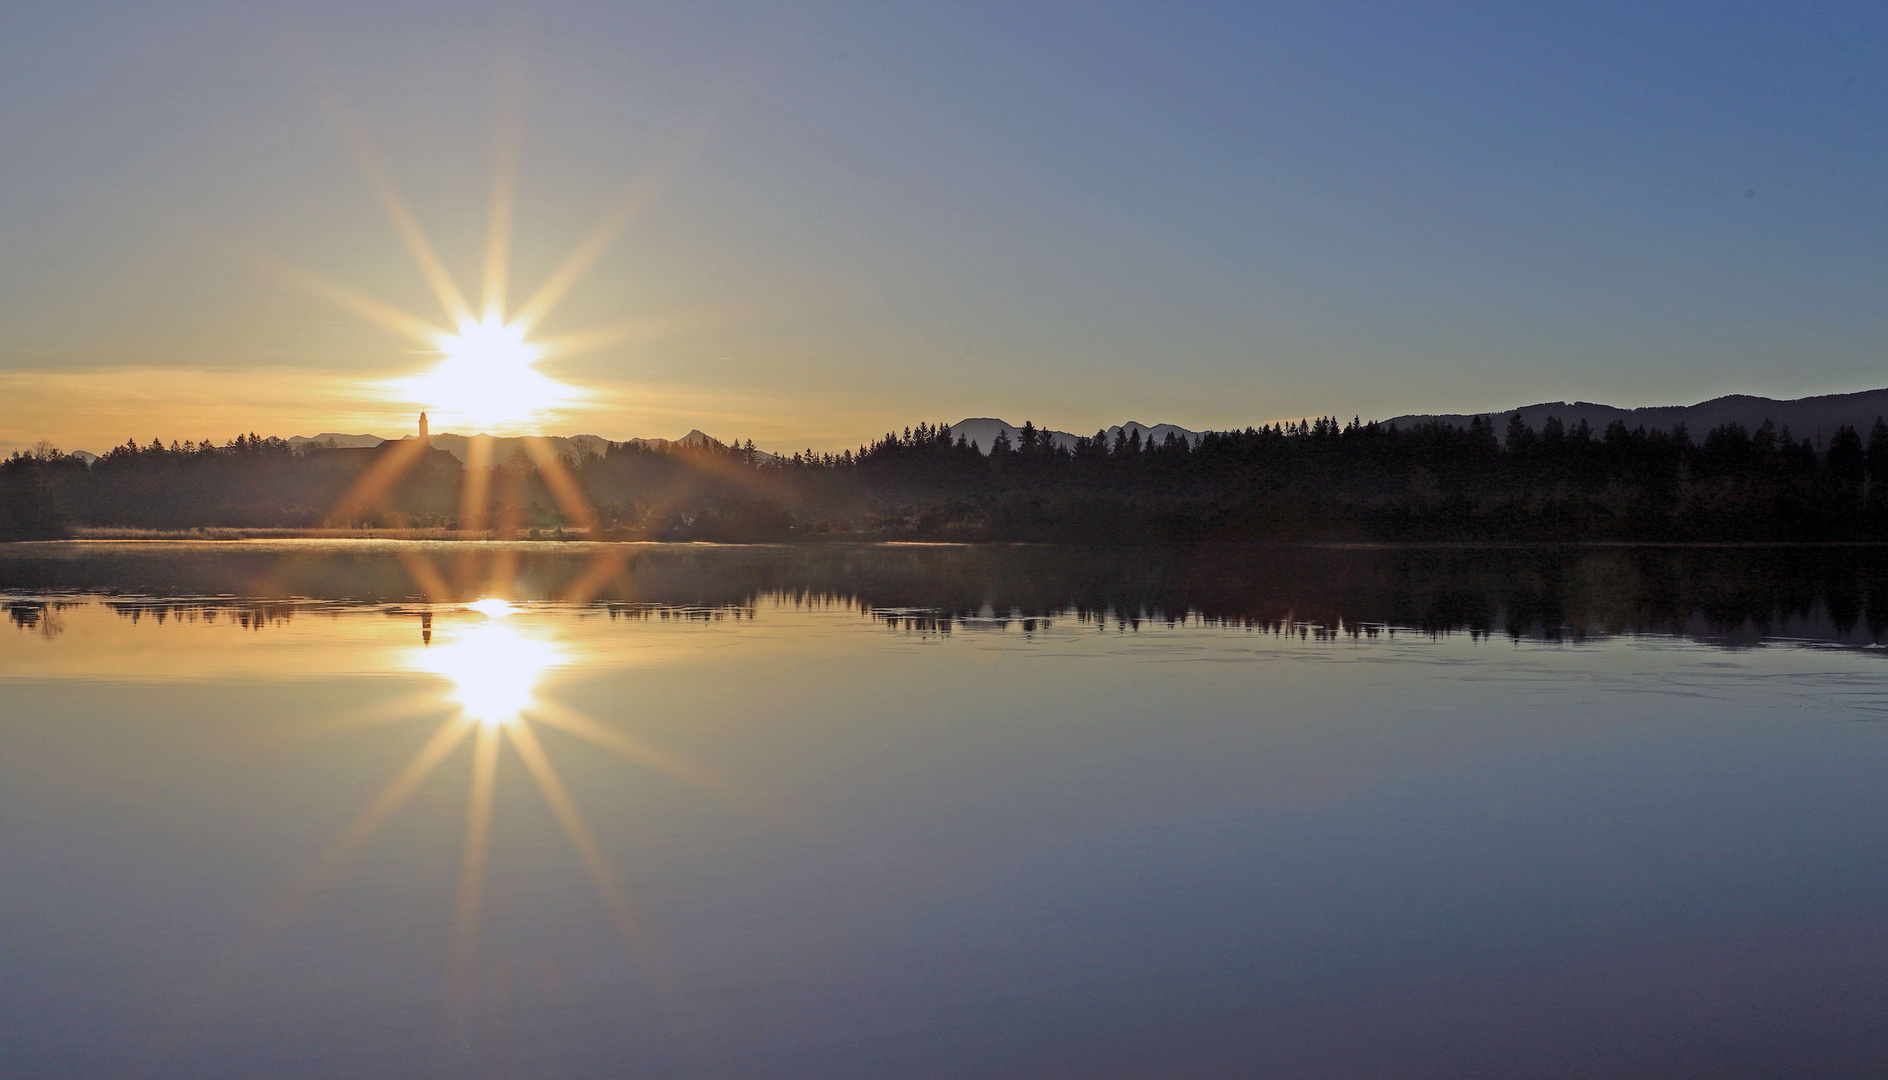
(3, 541, 1888, 1078)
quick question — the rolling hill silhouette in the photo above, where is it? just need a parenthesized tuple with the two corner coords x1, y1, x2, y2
(1386, 388, 1888, 443)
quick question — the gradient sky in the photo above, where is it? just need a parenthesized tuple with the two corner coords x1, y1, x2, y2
(2, 1, 1884, 453)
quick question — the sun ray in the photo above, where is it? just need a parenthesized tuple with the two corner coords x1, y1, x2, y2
(509, 184, 655, 338)
(447, 526, 516, 596)
(503, 718, 643, 945)
(287, 692, 454, 740)
(508, 140, 699, 338)
(560, 546, 629, 605)
(532, 317, 681, 362)
(492, 465, 528, 541)
(596, 439, 785, 530)
(130, 713, 473, 1072)
(248, 252, 447, 347)
(271, 715, 473, 924)
(323, 716, 473, 864)
(505, 112, 726, 337)
(397, 552, 455, 603)
(500, 716, 722, 1071)
(478, 52, 527, 324)
(457, 436, 496, 536)
(521, 437, 599, 532)
(326, 436, 434, 526)
(486, 542, 521, 595)
(526, 698, 754, 809)
(482, 113, 519, 323)
(331, 114, 477, 328)
(449, 720, 502, 989)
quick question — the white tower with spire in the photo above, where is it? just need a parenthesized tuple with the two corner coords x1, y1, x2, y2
(419, 411, 430, 446)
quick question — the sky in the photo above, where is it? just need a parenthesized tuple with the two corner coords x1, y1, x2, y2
(2, 1, 1884, 454)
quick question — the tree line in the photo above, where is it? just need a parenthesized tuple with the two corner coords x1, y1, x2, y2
(8, 413, 1888, 541)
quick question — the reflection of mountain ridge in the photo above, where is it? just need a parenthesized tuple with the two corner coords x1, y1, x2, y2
(6, 542, 1888, 653)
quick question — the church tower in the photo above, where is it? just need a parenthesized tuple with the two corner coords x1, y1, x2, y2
(419, 411, 429, 445)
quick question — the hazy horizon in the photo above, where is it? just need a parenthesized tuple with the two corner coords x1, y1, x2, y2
(23, 379, 1888, 460)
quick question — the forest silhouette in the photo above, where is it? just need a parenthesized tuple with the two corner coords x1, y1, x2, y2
(7, 413, 1888, 542)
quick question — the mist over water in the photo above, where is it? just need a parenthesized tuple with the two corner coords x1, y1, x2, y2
(5, 542, 1888, 1078)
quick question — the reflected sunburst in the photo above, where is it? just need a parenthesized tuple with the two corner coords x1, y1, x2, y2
(280, 592, 745, 1016)
(413, 607, 561, 725)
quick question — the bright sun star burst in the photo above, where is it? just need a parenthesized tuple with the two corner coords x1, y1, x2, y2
(390, 315, 573, 432)
(268, 124, 669, 435)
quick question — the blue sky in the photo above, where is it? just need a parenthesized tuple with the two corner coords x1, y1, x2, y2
(2, 1, 1883, 450)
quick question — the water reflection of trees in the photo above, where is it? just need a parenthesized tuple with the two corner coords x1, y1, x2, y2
(101, 599, 306, 630)
(5, 598, 71, 639)
(7, 543, 1888, 650)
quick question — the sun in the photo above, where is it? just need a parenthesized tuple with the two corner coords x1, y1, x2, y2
(264, 116, 667, 436)
(442, 317, 539, 377)
(388, 314, 577, 432)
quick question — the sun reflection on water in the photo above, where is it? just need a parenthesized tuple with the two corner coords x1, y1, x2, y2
(222, 579, 750, 1014)
(415, 618, 562, 725)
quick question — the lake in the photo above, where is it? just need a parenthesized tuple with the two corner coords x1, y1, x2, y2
(4, 541, 1888, 1078)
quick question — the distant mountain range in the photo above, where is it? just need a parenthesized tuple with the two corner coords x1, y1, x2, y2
(189, 388, 1888, 467)
(950, 391, 1888, 454)
(1384, 388, 1888, 444)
